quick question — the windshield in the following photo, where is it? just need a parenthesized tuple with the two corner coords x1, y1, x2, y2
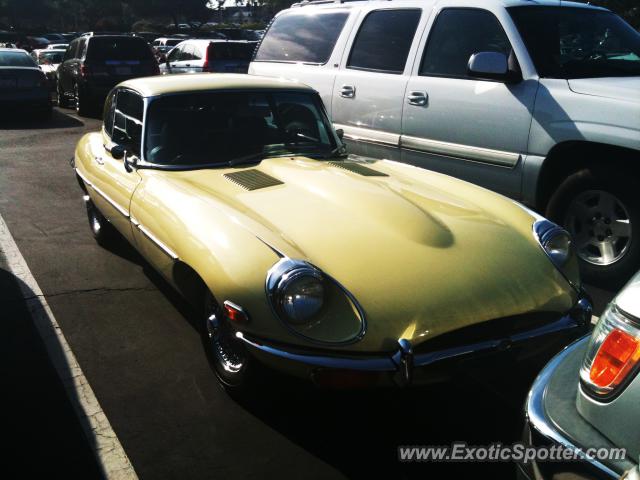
(145, 91, 339, 167)
(509, 6, 640, 79)
(0, 51, 37, 67)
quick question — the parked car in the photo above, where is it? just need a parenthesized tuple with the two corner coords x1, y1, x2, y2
(521, 270, 640, 479)
(47, 43, 69, 50)
(23, 36, 50, 51)
(57, 33, 158, 116)
(30, 48, 65, 88)
(0, 48, 51, 118)
(160, 39, 256, 74)
(42, 33, 66, 43)
(73, 73, 592, 391)
(151, 37, 184, 50)
(250, 0, 640, 288)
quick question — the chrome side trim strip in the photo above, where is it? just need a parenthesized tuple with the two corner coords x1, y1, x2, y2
(131, 218, 178, 261)
(75, 168, 129, 218)
(400, 135, 520, 168)
(525, 338, 620, 479)
(333, 123, 400, 148)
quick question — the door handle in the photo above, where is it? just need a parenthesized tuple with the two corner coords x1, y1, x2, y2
(340, 84, 356, 98)
(407, 91, 428, 106)
(185, 63, 191, 67)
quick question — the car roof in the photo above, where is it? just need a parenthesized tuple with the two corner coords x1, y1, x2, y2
(290, 0, 605, 11)
(0, 48, 28, 53)
(180, 39, 254, 45)
(119, 73, 315, 98)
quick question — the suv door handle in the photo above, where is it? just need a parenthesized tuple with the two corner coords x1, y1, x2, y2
(340, 85, 356, 98)
(407, 91, 428, 106)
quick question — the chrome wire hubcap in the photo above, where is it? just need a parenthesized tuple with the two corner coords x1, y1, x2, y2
(206, 309, 246, 375)
(565, 190, 631, 266)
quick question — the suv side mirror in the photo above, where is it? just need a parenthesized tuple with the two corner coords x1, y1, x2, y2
(468, 52, 518, 83)
(335, 128, 344, 140)
(110, 144, 126, 160)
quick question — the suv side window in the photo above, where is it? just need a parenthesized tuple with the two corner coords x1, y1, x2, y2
(254, 10, 349, 64)
(78, 38, 88, 59)
(181, 45, 195, 61)
(113, 90, 144, 157)
(420, 8, 511, 78)
(347, 9, 421, 73)
(103, 90, 117, 137)
(167, 46, 181, 63)
(64, 40, 77, 61)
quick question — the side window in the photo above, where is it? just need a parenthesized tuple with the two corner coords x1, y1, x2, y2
(420, 8, 512, 78)
(181, 45, 195, 61)
(192, 45, 204, 61)
(75, 38, 86, 59)
(64, 40, 77, 61)
(103, 91, 117, 137)
(254, 10, 349, 64)
(347, 9, 422, 73)
(112, 90, 144, 157)
(167, 46, 181, 62)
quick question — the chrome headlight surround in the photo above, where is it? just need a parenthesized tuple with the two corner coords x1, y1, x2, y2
(534, 218, 579, 288)
(265, 257, 366, 345)
(266, 258, 326, 325)
(534, 219, 572, 268)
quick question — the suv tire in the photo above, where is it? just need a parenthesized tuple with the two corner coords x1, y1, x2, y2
(546, 167, 640, 288)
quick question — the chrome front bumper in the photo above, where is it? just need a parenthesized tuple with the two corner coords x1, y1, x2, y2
(520, 336, 630, 480)
(236, 296, 593, 387)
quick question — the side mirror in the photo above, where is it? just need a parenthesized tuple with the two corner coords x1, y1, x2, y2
(124, 154, 138, 173)
(468, 52, 517, 83)
(110, 144, 126, 160)
(335, 128, 344, 140)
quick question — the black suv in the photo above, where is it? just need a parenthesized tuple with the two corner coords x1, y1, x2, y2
(57, 34, 158, 116)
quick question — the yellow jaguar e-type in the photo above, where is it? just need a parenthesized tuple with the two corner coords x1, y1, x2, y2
(73, 74, 592, 390)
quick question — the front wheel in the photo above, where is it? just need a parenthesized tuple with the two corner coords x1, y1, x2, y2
(85, 197, 116, 246)
(201, 292, 254, 392)
(546, 168, 640, 288)
(75, 84, 92, 117)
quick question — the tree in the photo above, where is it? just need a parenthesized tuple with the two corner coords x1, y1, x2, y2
(125, 0, 209, 29)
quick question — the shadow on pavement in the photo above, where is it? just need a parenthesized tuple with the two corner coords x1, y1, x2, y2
(0, 266, 102, 478)
(0, 108, 84, 130)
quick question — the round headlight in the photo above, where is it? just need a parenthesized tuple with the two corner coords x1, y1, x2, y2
(534, 219, 572, 267)
(279, 271, 325, 324)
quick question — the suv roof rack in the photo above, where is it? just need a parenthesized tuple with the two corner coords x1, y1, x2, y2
(292, 0, 377, 8)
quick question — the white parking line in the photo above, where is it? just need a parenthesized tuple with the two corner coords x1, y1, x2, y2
(0, 213, 138, 480)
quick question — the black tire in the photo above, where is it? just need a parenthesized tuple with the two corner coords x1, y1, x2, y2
(75, 84, 92, 117)
(57, 84, 70, 108)
(85, 198, 116, 246)
(201, 291, 258, 395)
(546, 167, 640, 288)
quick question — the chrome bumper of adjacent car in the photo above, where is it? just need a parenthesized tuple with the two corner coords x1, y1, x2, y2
(520, 337, 621, 480)
(236, 295, 593, 387)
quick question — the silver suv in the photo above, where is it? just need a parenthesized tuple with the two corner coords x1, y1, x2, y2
(249, 0, 640, 287)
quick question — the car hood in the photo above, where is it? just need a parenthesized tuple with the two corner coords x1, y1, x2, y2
(568, 77, 640, 104)
(170, 157, 576, 351)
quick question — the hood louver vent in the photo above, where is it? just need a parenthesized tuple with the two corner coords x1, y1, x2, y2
(329, 161, 388, 177)
(224, 170, 284, 191)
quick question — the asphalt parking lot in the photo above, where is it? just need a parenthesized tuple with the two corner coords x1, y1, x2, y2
(0, 107, 617, 479)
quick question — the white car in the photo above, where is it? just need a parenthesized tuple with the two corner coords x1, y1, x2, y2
(521, 270, 640, 479)
(249, 0, 640, 287)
